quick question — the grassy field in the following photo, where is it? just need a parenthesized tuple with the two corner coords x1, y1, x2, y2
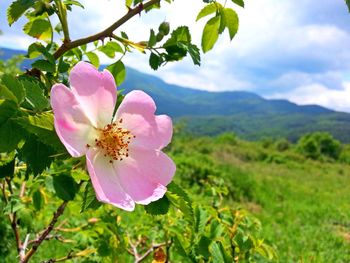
(169, 133, 350, 262)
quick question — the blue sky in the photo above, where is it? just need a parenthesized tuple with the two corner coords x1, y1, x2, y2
(1, 0, 350, 112)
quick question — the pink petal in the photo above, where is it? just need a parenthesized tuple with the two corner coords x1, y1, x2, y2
(86, 149, 135, 211)
(116, 148, 176, 204)
(69, 61, 117, 128)
(51, 84, 98, 157)
(116, 90, 173, 150)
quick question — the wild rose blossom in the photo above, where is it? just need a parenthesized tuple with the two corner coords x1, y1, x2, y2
(50, 61, 175, 211)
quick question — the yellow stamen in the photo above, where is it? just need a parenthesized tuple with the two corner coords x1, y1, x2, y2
(92, 118, 136, 163)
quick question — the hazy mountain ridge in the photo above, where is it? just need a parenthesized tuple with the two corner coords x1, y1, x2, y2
(2, 47, 350, 142)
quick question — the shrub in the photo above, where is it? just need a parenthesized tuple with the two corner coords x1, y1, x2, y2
(297, 132, 342, 160)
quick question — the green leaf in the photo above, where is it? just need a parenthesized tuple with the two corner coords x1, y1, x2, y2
(81, 182, 102, 212)
(0, 119, 24, 153)
(64, 0, 84, 8)
(31, 59, 55, 73)
(86, 52, 100, 68)
(209, 241, 232, 263)
(107, 61, 126, 86)
(164, 26, 192, 46)
(166, 182, 194, 223)
(99, 42, 123, 58)
(188, 44, 201, 66)
(7, 0, 36, 25)
(32, 189, 43, 210)
(1, 75, 25, 104)
(194, 206, 209, 234)
(196, 236, 211, 260)
(149, 52, 161, 70)
(15, 112, 65, 151)
(196, 3, 222, 21)
(23, 18, 52, 41)
(57, 58, 70, 73)
(222, 8, 239, 40)
(20, 136, 53, 176)
(53, 173, 79, 201)
(27, 42, 55, 63)
(202, 16, 220, 53)
(231, 0, 244, 8)
(144, 195, 170, 215)
(0, 84, 18, 103)
(0, 100, 23, 152)
(21, 80, 49, 111)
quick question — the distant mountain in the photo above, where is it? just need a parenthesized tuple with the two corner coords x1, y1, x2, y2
(2, 47, 350, 142)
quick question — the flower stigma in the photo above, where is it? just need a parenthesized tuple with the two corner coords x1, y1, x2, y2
(89, 118, 136, 163)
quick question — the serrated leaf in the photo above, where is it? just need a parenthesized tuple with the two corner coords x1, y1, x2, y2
(144, 195, 170, 215)
(166, 182, 194, 223)
(188, 44, 201, 66)
(222, 8, 239, 40)
(7, 0, 36, 25)
(81, 182, 101, 212)
(202, 16, 220, 53)
(149, 52, 161, 70)
(0, 100, 23, 152)
(53, 173, 79, 201)
(0, 119, 24, 152)
(209, 242, 232, 263)
(27, 42, 55, 63)
(1, 75, 25, 104)
(20, 136, 53, 176)
(86, 52, 100, 68)
(196, 3, 222, 21)
(31, 59, 55, 73)
(21, 80, 49, 111)
(23, 18, 52, 41)
(164, 26, 191, 47)
(15, 112, 66, 151)
(107, 61, 126, 86)
(194, 206, 209, 234)
(231, 0, 244, 8)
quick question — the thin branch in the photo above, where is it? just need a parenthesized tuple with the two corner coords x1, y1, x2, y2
(42, 250, 74, 263)
(53, 0, 160, 59)
(22, 201, 68, 263)
(5, 178, 23, 259)
(27, 234, 62, 245)
(137, 242, 168, 263)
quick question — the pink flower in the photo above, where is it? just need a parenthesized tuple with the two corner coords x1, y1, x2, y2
(50, 61, 176, 211)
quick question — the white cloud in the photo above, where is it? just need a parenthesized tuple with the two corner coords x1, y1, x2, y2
(268, 82, 350, 112)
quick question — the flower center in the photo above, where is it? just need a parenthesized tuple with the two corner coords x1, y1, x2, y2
(90, 118, 135, 163)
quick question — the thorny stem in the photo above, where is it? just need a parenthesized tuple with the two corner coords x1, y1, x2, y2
(53, 0, 160, 60)
(22, 201, 68, 263)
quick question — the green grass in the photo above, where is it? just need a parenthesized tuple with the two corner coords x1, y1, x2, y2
(169, 133, 350, 262)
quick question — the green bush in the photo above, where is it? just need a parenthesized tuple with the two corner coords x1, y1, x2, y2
(297, 132, 342, 160)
